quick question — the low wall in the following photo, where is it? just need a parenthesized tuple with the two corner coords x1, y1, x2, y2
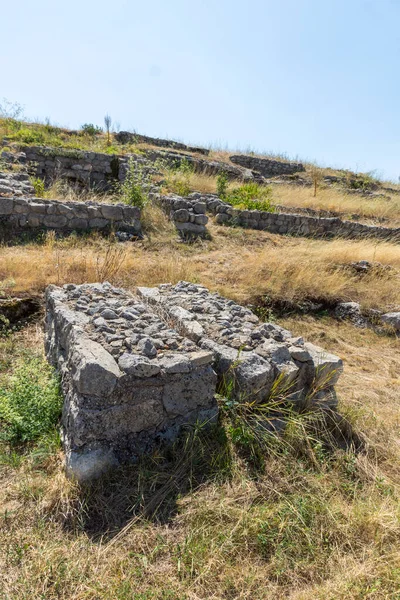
(153, 193, 209, 239)
(230, 154, 305, 177)
(115, 131, 210, 155)
(45, 281, 342, 482)
(191, 193, 400, 242)
(144, 149, 256, 181)
(0, 196, 141, 236)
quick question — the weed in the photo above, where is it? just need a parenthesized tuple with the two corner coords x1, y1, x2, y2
(0, 354, 62, 445)
(216, 172, 229, 198)
(31, 176, 45, 198)
(119, 157, 149, 208)
(81, 123, 103, 137)
(225, 183, 275, 212)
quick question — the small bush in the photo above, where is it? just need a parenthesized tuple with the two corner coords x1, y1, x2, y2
(31, 177, 45, 198)
(119, 157, 149, 208)
(81, 123, 103, 136)
(164, 158, 193, 196)
(0, 355, 62, 445)
(13, 128, 45, 145)
(225, 183, 275, 212)
(216, 172, 229, 198)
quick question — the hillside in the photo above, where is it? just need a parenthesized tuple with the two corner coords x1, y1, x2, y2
(0, 117, 399, 600)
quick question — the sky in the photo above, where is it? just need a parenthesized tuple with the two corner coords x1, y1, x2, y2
(1, 0, 399, 181)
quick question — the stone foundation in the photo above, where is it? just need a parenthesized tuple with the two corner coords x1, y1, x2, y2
(45, 283, 218, 483)
(0, 196, 141, 237)
(45, 282, 343, 482)
(190, 193, 400, 243)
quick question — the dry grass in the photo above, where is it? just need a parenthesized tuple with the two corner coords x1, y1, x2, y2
(1, 316, 399, 599)
(1, 225, 399, 310)
(272, 184, 400, 226)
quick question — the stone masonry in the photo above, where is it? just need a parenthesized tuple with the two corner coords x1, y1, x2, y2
(45, 282, 343, 482)
(191, 193, 400, 243)
(153, 193, 209, 239)
(0, 196, 141, 237)
(230, 155, 305, 178)
(115, 131, 210, 155)
(45, 283, 218, 483)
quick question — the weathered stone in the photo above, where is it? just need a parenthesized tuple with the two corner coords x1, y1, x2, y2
(71, 338, 122, 397)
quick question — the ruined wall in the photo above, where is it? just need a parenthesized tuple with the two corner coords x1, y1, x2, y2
(45, 281, 342, 482)
(154, 193, 209, 239)
(230, 155, 305, 177)
(45, 283, 218, 482)
(115, 131, 210, 155)
(193, 193, 400, 242)
(0, 196, 141, 236)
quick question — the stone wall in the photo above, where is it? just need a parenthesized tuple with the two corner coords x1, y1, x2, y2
(144, 149, 258, 181)
(0, 170, 34, 197)
(45, 281, 342, 482)
(191, 193, 400, 242)
(115, 131, 210, 156)
(0, 196, 141, 237)
(17, 145, 158, 192)
(45, 283, 218, 482)
(230, 154, 305, 177)
(153, 193, 209, 239)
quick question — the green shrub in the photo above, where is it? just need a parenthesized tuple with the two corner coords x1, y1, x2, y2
(31, 177, 45, 198)
(216, 172, 229, 198)
(13, 128, 45, 145)
(81, 123, 103, 136)
(225, 183, 275, 212)
(119, 157, 149, 209)
(0, 355, 62, 445)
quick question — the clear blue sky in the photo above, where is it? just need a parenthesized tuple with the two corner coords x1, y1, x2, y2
(1, 0, 399, 180)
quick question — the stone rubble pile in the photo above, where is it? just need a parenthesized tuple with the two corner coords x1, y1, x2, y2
(45, 281, 343, 482)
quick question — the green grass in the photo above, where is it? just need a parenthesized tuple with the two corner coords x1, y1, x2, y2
(0, 353, 62, 445)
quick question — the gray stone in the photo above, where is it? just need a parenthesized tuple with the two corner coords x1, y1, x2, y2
(71, 338, 122, 397)
(137, 337, 157, 358)
(381, 312, 400, 331)
(118, 353, 161, 377)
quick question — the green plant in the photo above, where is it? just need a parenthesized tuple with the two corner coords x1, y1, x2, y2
(119, 157, 149, 208)
(13, 128, 45, 145)
(225, 183, 275, 212)
(216, 172, 229, 198)
(0, 354, 62, 445)
(31, 177, 45, 198)
(81, 123, 103, 137)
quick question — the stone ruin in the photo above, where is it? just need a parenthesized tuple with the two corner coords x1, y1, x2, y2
(45, 281, 343, 483)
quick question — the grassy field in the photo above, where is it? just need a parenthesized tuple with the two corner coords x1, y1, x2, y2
(0, 223, 399, 310)
(1, 118, 400, 599)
